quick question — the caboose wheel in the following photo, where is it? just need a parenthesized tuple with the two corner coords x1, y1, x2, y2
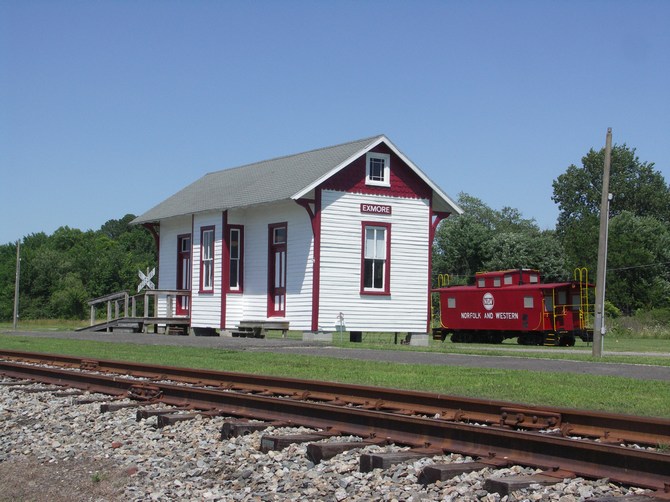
(559, 335, 576, 347)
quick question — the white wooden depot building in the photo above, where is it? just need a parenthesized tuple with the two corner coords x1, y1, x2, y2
(132, 135, 461, 336)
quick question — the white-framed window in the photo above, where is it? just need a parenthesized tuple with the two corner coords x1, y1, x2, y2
(365, 152, 390, 187)
(504, 274, 513, 285)
(200, 226, 215, 292)
(477, 278, 485, 288)
(228, 226, 243, 292)
(529, 273, 539, 283)
(493, 277, 501, 287)
(361, 222, 390, 294)
(524, 296, 534, 308)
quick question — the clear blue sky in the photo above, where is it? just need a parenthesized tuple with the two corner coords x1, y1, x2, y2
(2, 1, 669, 245)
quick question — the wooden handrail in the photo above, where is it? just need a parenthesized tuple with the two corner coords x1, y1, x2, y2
(87, 291, 128, 306)
(88, 289, 191, 333)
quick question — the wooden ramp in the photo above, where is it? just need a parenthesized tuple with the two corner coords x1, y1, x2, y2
(77, 317, 190, 334)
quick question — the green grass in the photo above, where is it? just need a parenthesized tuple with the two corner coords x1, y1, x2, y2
(0, 319, 89, 331)
(0, 333, 668, 419)
(316, 332, 670, 366)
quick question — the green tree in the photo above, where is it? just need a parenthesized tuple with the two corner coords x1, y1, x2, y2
(433, 193, 566, 284)
(0, 215, 157, 321)
(605, 211, 670, 314)
(552, 144, 670, 239)
(552, 144, 670, 312)
(482, 230, 568, 283)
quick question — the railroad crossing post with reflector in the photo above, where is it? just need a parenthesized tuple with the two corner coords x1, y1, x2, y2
(593, 128, 612, 358)
(138, 267, 156, 292)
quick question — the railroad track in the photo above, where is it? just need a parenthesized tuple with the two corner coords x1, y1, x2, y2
(1, 349, 669, 498)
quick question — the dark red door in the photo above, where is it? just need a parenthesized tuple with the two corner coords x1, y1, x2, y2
(176, 235, 191, 315)
(268, 223, 287, 317)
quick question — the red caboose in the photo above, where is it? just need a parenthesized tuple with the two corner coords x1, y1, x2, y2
(434, 269, 593, 346)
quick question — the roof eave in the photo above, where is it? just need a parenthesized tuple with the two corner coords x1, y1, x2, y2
(291, 135, 463, 216)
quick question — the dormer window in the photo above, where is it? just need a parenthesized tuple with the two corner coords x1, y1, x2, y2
(366, 152, 390, 187)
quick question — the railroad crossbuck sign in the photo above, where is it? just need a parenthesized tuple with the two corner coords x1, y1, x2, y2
(137, 267, 156, 292)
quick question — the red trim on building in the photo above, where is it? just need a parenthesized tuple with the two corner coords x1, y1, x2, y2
(220, 212, 228, 329)
(360, 221, 391, 296)
(176, 233, 191, 316)
(322, 143, 431, 199)
(190, 215, 194, 315)
(427, 207, 452, 331)
(267, 222, 288, 317)
(142, 223, 160, 255)
(295, 195, 321, 332)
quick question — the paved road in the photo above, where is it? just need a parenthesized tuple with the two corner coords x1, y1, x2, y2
(2, 329, 669, 382)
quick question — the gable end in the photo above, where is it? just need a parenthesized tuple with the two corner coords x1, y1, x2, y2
(320, 142, 432, 199)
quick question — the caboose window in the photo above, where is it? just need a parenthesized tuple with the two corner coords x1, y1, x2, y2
(529, 273, 539, 283)
(361, 222, 390, 295)
(544, 296, 554, 312)
(448, 297, 456, 308)
(504, 274, 513, 285)
(571, 294, 580, 310)
(557, 291, 567, 305)
(524, 296, 534, 308)
(493, 277, 501, 287)
(477, 278, 485, 288)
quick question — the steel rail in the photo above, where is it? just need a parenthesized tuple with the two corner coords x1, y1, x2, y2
(0, 349, 668, 448)
(1, 359, 669, 495)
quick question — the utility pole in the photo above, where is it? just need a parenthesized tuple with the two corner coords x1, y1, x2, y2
(13, 240, 21, 330)
(593, 128, 612, 357)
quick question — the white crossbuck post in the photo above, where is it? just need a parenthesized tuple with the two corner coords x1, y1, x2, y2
(137, 267, 156, 293)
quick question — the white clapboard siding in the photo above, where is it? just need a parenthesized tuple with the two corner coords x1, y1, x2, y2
(190, 212, 223, 328)
(157, 216, 191, 318)
(319, 190, 430, 332)
(224, 201, 314, 330)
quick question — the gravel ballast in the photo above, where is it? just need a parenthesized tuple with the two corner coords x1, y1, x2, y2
(0, 380, 655, 501)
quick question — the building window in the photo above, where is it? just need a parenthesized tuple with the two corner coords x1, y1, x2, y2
(361, 222, 391, 295)
(365, 152, 390, 187)
(228, 226, 244, 292)
(200, 226, 215, 292)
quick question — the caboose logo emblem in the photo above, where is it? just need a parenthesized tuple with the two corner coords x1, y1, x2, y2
(483, 292, 495, 311)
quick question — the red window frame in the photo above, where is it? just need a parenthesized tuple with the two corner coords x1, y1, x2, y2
(267, 222, 288, 317)
(360, 221, 391, 296)
(227, 225, 244, 293)
(199, 226, 215, 293)
(176, 234, 192, 315)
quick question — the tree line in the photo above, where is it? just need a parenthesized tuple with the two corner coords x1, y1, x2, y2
(433, 144, 670, 315)
(0, 215, 156, 321)
(1, 144, 668, 321)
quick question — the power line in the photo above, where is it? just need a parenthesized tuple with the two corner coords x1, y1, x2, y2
(608, 261, 670, 272)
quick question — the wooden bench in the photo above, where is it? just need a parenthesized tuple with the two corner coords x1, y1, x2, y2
(231, 320, 290, 338)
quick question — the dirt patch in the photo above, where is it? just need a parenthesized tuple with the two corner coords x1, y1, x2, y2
(0, 455, 130, 502)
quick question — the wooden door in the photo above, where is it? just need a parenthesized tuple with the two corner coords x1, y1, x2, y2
(267, 224, 287, 317)
(176, 235, 191, 316)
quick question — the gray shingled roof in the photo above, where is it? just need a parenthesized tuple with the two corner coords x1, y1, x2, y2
(133, 135, 460, 224)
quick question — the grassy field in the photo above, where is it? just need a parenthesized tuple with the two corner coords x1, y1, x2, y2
(0, 330, 668, 419)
